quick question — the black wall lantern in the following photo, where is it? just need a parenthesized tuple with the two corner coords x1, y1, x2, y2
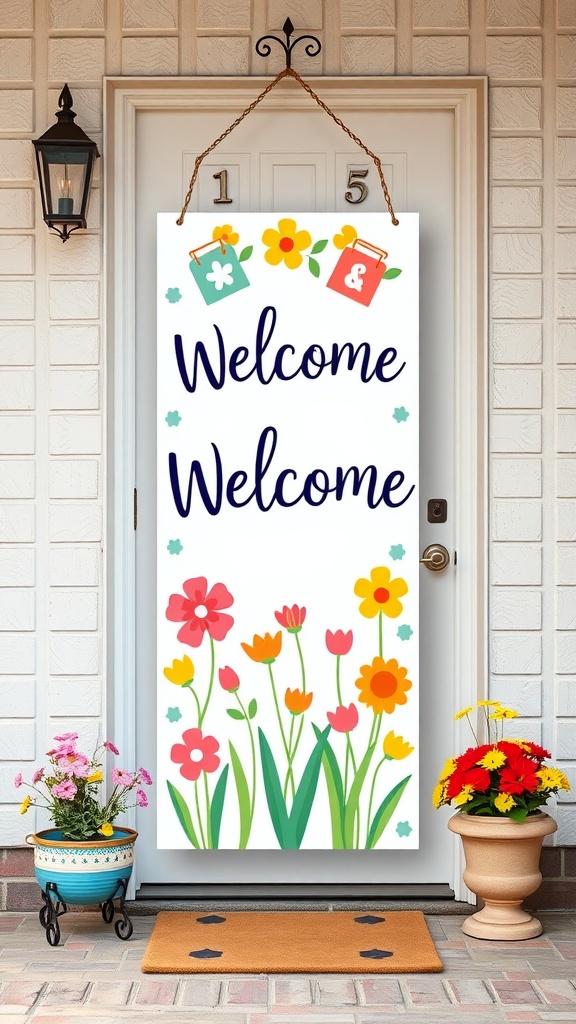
(33, 84, 99, 242)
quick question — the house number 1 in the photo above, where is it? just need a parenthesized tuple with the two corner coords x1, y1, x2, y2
(213, 169, 232, 204)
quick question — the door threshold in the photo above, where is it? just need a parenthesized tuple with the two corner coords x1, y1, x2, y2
(136, 882, 454, 901)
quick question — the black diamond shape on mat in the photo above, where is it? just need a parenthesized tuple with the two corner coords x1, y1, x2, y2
(188, 948, 223, 959)
(196, 915, 227, 925)
(359, 948, 393, 959)
(354, 915, 386, 925)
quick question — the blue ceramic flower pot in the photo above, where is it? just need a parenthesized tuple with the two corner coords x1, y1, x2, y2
(29, 827, 137, 906)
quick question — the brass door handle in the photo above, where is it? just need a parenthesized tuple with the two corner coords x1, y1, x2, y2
(420, 544, 450, 572)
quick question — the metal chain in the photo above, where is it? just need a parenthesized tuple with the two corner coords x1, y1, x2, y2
(177, 66, 399, 226)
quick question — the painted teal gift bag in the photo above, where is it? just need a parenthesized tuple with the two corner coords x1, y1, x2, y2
(188, 238, 250, 305)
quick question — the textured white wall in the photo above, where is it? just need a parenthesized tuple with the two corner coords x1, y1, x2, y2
(0, 0, 575, 846)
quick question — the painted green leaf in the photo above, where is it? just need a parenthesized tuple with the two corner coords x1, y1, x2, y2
(313, 724, 344, 849)
(289, 725, 330, 848)
(311, 239, 328, 254)
(248, 698, 257, 720)
(258, 728, 291, 848)
(366, 774, 411, 849)
(229, 741, 251, 849)
(166, 780, 199, 849)
(238, 245, 253, 262)
(226, 708, 245, 721)
(209, 764, 229, 849)
(344, 742, 376, 849)
(382, 267, 402, 279)
(308, 257, 320, 278)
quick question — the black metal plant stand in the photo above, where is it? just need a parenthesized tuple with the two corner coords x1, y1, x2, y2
(38, 880, 133, 946)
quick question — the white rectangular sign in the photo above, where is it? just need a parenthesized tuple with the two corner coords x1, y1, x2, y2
(157, 213, 419, 850)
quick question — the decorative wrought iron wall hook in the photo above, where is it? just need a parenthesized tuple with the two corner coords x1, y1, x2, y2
(256, 17, 321, 69)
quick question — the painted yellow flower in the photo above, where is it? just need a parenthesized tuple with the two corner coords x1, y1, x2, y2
(383, 731, 414, 760)
(164, 655, 195, 686)
(19, 795, 31, 815)
(87, 771, 103, 783)
(494, 792, 516, 813)
(354, 566, 408, 620)
(333, 224, 357, 250)
(478, 749, 506, 770)
(356, 657, 411, 715)
(262, 218, 311, 269)
(489, 707, 518, 720)
(432, 783, 446, 808)
(212, 223, 239, 246)
(98, 822, 114, 837)
(454, 785, 474, 806)
(477, 700, 501, 707)
(537, 767, 571, 791)
(439, 758, 457, 780)
(453, 706, 473, 721)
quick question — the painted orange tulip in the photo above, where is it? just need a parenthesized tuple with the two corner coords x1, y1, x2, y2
(284, 688, 313, 715)
(241, 631, 282, 664)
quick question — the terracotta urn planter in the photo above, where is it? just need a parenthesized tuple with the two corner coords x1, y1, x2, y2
(448, 810, 557, 940)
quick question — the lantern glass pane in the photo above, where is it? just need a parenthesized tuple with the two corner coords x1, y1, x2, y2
(45, 148, 89, 217)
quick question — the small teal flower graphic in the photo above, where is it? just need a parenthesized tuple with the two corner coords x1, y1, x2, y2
(167, 539, 183, 555)
(397, 624, 413, 641)
(392, 406, 409, 423)
(166, 707, 182, 723)
(166, 287, 182, 303)
(165, 411, 182, 427)
(389, 544, 405, 561)
(396, 821, 412, 838)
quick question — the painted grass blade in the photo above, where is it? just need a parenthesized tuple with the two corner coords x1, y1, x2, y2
(313, 724, 345, 849)
(210, 764, 229, 849)
(258, 727, 291, 848)
(366, 774, 412, 849)
(166, 780, 200, 849)
(289, 725, 330, 848)
(344, 743, 376, 849)
(229, 740, 252, 849)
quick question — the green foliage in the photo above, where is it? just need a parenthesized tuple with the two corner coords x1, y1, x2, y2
(248, 698, 257, 720)
(210, 765, 229, 848)
(313, 724, 345, 849)
(226, 708, 245, 721)
(308, 257, 320, 278)
(166, 780, 199, 848)
(366, 775, 411, 849)
(382, 267, 402, 279)
(238, 246, 253, 262)
(310, 239, 328, 254)
(258, 726, 330, 848)
(229, 741, 252, 849)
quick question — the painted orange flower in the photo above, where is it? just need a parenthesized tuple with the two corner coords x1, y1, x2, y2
(241, 631, 282, 664)
(354, 566, 408, 619)
(262, 218, 311, 269)
(355, 657, 412, 715)
(212, 223, 239, 246)
(285, 688, 313, 715)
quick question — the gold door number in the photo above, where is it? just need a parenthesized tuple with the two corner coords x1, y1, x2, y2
(213, 169, 232, 204)
(212, 167, 370, 205)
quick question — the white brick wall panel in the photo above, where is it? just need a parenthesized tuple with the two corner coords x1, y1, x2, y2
(48, 236, 101, 277)
(0, 371, 34, 411)
(0, 140, 33, 181)
(196, 38, 250, 76)
(0, 804, 36, 844)
(0, 0, 32, 28)
(492, 187, 543, 228)
(0, 634, 35, 673)
(0, 549, 34, 587)
(557, 588, 576, 629)
(47, 678, 102, 717)
(491, 588, 542, 629)
(493, 368, 542, 409)
(492, 279, 542, 319)
(0, 461, 34, 499)
(558, 138, 576, 179)
(557, 679, 576, 715)
(0, 678, 34, 718)
(487, 36, 542, 79)
(559, 0, 576, 27)
(122, 37, 179, 75)
(269, 0, 322, 28)
(492, 138, 542, 180)
(557, 545, 576, 585)
(48, 635, 100, 676)
(0, 327, 34, 366)
(49, 281, 100, 322)
(0, 766, 26, 803)
(492, 234, 542, 274)
(49, 460, 98, 499)
(489, 678, 542, 715)
(0, 589, 34, 631)
(0, 282, 34, 320)
(49, 590, 98, 631)
(0, 416, 35, 455)
(558, 368, 576, 407)
(49, 370, 100, 411)
(492, 501, 542, 541)
(497, 718, 542, 744)
(557, 233, 576, 273)
(48, 547, 100, 587)
(49, 503, 102, 543)
(0, 39, 32, 81)
(491, 87, 541, 130)
(557, 459, 576, 496)
(48, 38, 106, 81)
(414, 0, 468, 25)
(492, 458, 541, 497)
(491, 544, 542, 586)
(49, 719, 100, 755)
(559, 35, 576, 79)
(491, 414, 542, 452)
(0, 722, 35, 760)
(556, 633, 576, 673)
(49, 326, 100, 366)
(487, 1, 541, 27)
(492, 323, 542, 364)
(557, 87, 576, 129)
(557, 322, 576, 362)
(557, 501, 576, 541)
(0, 504, 34, 543)
(558, 187, 576, 227)
(412, 37, 469, 75)
(0, 236, 34, 276)
(0, 91, 33, 133)
(49, 415, 101, 455)
(0, 190, 33, 229)
(48, 0, 105, 29)
(554, 811, 576, 844)
(556, 766, 576, 801)
(558, 413, 576, 451)
(556, 722, 576, 760)
(197, 0, 249, 28)
(342, 37, 396, 75)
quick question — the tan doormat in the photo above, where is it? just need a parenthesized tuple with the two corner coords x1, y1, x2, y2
(141, 910, 443, 973)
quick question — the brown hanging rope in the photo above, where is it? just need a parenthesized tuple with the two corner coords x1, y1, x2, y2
(177, 67, 399, 226)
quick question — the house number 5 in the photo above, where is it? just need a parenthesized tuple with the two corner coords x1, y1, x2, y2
(345, 169, 369, 204)
(213, 169, 232, 204)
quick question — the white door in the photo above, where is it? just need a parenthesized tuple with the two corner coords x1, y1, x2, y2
(116, 79, 484, 893)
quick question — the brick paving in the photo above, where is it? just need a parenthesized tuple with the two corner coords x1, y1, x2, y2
(0, 912, 576, 1022)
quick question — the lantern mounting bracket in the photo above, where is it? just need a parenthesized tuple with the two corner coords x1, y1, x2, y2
(255, 17, 321, 69)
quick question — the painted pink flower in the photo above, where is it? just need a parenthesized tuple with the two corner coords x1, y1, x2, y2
(219, 666, 240, 692)
(327, 703, 359, 733)
(52, 779, 77, 800)
(325, 629, 353, 656)
(170, 728, 220, 782)
(54, 732, 78, 743)
(57, 753, 90, 778)
(14, 772, 22, 789)
(112, 767, 133, 788)
(136, 789, 148, 808)
(104, 740, 120, 755)
(166, 576, 234, 648)
(274, 604, 306, 633)
(138, 767, 153, 786)
(32, 768, 44, 784)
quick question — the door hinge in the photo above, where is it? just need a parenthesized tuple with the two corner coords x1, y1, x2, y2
(133, 487, 137, 530)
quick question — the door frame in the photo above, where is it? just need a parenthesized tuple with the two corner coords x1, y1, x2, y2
(104, 76, 487, 900)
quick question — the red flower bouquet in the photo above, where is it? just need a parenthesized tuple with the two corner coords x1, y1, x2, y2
(433, 702, 569, 822)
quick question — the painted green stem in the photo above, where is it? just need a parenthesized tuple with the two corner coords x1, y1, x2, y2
(194, 780, 206, 849)
(186, 682, 202, 726)
(267, 663, 293, 799)
(294, 631, 306, 692)
(283, 715, 296, 801)
(235, 691, 256, 821)
(356, 714, 382, 846)
(365, 755, 386, 847)
(335, 653, 357, 798)
(199, 635, 215, 728)
(203, 771, 212, 849)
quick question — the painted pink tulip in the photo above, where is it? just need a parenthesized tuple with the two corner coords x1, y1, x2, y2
(274, 604, 306, 633)
(219, 666, 240, 692)
(325, 629, 353, 655)
(170, 728, 220, 782)
(166, 576, 234, 647)
(327, 703, 359, 733)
